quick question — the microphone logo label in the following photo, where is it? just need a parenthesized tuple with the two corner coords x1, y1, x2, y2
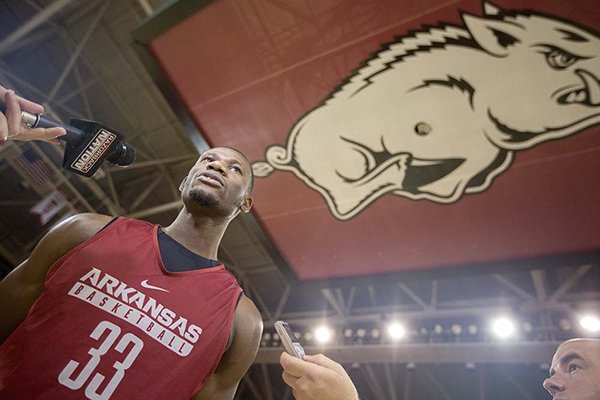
(71, 129, 117, 173)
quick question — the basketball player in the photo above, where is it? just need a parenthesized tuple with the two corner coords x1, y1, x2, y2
(0, 98, 263, 400)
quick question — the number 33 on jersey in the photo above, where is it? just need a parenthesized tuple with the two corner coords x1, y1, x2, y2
(59, 321, 143, 400)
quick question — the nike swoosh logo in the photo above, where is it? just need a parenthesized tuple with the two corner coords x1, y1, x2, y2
(140, 279, 170, 293)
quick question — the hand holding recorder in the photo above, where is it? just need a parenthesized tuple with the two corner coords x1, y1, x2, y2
(277, 321, 359, 400)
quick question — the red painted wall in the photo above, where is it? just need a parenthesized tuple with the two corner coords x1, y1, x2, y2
(148, 0, 600, 280)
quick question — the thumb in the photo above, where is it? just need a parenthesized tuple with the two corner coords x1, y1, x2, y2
(303, 353, 343, 371)
(281, 351, 313, 376)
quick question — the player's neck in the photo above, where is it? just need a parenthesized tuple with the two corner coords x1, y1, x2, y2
(163, 210, 229, 260)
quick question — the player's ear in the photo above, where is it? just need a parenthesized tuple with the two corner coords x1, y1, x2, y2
(179, 176, 187, 192)
(239, 196, 253, 213)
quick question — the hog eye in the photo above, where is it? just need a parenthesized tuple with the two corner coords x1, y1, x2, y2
(546, 48, 579, 69)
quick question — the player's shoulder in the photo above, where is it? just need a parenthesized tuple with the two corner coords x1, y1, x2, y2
(233, 295, 263, 338)
(62, 212, 114, 226)
(22, 213, 115, 279)
(51, 212, 114, 237)
(40, 213, 114, 255)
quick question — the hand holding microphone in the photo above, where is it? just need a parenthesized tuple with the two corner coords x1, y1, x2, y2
(0, 85, 136, 177)
(0, 86, 66, 144)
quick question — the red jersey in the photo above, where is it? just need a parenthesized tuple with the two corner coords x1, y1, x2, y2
(0, 217, 242, 400)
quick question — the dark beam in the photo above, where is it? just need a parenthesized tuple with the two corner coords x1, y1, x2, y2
(255, 342, 560, 364)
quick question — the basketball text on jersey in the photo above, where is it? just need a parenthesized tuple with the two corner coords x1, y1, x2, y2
(68, 267, 203, 357)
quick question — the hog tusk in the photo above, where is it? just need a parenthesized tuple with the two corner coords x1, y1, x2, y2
(576, 69, 600, 106)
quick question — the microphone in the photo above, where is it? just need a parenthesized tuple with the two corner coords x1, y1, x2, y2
(1, 104, 136, 177)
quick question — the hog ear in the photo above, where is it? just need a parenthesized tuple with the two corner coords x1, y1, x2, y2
(463, 14, 524, 57)
(483, 2, 501, 16)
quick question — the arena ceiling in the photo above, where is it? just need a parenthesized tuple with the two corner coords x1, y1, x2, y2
(0, 1, 599, 399)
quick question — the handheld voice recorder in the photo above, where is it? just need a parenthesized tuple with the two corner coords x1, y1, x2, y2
(274, 320, 305, 358)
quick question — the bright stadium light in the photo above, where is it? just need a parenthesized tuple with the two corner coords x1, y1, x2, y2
(315, 326, 333, 343)
(387, 322, 406, 340)
(558, 318, 572, 331)
(580, 315, 600, 332)
(451, 324, 462, 335)
(491, 317, 516, 339)
(260, 332, 271, 347)
(304, 331, 313, 342)
(467, 324, 478, 335)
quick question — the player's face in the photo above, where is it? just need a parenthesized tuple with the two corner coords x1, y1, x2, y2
(543, 340, 600, 400)
(181, 147, 253, 217)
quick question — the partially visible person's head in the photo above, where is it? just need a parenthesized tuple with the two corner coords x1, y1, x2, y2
(543, 338, 600, 400)
(180, 147, 254, 218)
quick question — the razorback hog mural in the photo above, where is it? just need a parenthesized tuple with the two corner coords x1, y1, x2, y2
(252, 2, 600, 220)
